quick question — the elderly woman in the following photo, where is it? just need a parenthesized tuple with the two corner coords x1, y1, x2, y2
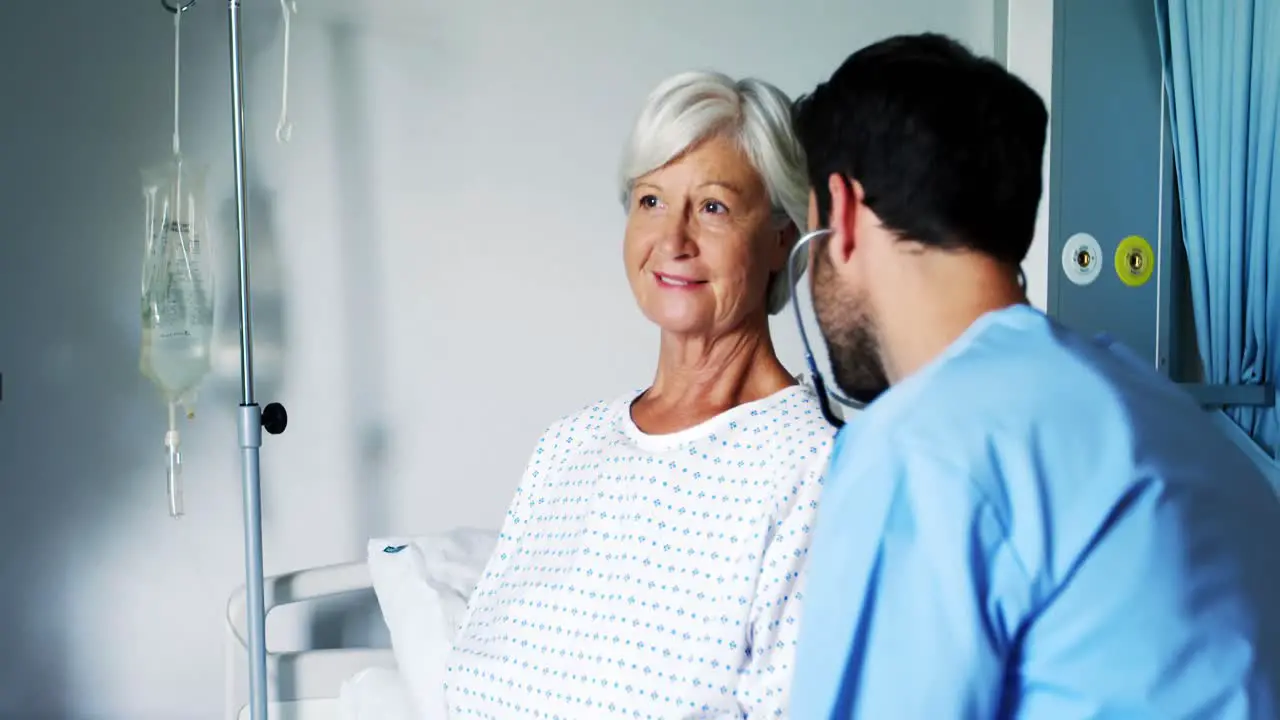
(444, 71, 837, 718)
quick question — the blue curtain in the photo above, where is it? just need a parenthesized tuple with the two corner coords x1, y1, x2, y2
(1154, 0, 1280, 462)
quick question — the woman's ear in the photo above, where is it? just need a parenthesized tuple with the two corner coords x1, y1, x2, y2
(770, 221, 800, 272)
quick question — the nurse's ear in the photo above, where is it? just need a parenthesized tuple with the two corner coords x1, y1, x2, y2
(826, 173, 865, 268)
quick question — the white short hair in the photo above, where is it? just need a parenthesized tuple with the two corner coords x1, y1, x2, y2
(618, 71, 809, 315)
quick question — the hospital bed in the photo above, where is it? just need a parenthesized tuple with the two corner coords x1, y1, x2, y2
(225, 559, 395, 720)
(225, 528, 498, 720)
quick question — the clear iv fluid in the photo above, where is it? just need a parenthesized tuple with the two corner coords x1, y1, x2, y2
(139, 171, 215, 404)
(140, 326, 211, 402)
(140, 321, 212, 403)
(139, 159, 215, 519)
(140, 255, 213, 402)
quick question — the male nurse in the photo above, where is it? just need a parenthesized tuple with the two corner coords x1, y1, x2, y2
(789, 32, 1280, 719)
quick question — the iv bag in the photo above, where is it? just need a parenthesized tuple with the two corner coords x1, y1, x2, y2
(139, 157, 216, 517)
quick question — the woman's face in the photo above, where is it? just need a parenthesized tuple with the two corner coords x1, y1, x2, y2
(624, 134, 790, 338)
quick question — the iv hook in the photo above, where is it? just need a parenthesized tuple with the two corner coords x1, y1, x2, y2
(161, 0, 199, 14)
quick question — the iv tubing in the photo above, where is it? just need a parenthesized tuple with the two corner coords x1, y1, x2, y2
(275, 0, 295, 143)
(166, 401, 184, 517)
(227, 2, 269, 719)
(172, 8, 182, 157)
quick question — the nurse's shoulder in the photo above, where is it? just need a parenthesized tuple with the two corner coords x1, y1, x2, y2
(899, 304, 1280, 579)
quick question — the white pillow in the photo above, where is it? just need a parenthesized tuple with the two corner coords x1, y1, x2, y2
(366, 528, 498, 719)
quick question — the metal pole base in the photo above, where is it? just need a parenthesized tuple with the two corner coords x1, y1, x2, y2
(237, 403, 269, 720)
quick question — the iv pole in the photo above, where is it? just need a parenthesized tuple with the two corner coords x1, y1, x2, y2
(161, 2, 287, 719)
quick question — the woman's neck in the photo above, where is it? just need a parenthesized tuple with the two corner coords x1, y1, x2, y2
(632, 321, 795, 434)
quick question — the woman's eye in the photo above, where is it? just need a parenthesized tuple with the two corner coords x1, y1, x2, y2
(702, 200, 727, 214)
(638, 195, 659, 209)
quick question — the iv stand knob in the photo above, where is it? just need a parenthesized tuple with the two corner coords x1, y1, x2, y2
(262, 402, 288, 435)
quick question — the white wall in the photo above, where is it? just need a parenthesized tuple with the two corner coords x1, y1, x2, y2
(0, 1, 1040, 717)
(268, 0, 999, 541)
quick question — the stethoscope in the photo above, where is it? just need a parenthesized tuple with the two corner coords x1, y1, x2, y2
(786, 228, 862, 428)
(786, 227, 1027, 428)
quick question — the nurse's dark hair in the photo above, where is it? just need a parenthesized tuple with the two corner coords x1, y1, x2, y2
(792, 33, 1048, 266)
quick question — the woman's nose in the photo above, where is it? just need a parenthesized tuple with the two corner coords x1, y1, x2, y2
(655, 208, 697, 257)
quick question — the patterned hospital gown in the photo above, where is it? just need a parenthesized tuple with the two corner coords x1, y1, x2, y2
(444, 385, 835, 719)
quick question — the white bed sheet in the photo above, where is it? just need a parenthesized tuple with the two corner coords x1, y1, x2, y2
(338, 528, 497, 720)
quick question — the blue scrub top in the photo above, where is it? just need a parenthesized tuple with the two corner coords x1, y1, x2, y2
(792, 304, 1280, 719)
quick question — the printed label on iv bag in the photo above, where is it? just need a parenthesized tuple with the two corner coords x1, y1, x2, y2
(157, 223, 210, 327)
(140, 181, 216, 404)
(145, 222, 213, 331)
